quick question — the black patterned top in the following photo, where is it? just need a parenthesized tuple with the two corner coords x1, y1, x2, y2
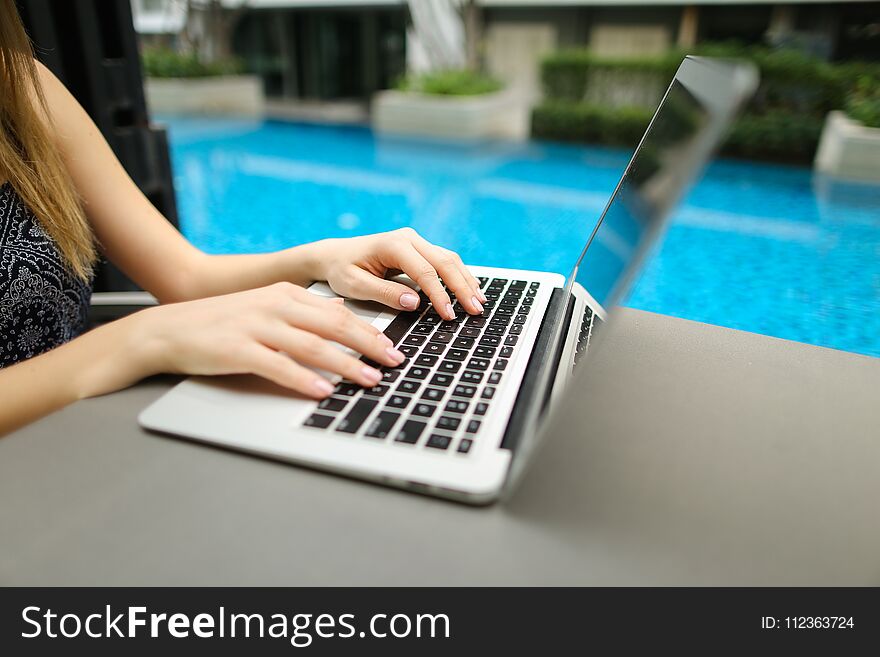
(0, 181, 93, 367)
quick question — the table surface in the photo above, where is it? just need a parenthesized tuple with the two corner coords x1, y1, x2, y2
(2, 308, 879, 586)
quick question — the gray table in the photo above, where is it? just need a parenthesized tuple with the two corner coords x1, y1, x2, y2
(2, 309, 879, 586)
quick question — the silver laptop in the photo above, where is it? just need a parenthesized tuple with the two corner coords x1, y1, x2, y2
(140, 57, 758, 504)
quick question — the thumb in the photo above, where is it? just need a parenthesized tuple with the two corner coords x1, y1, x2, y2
(344, 267, 421, 311)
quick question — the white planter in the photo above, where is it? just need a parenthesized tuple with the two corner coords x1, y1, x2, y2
(814, 111, 880, 184)
(372, 89, 529, 141)
(145, 75, 264, 117)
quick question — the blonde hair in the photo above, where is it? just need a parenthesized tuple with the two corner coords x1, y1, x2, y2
(0, 0, 96, 279)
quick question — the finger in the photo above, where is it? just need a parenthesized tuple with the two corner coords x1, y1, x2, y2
(414, 244, 483, 315)
(383, 243, 454, 320)
(238, 343, 336, 399)
(278, 300, 405, 368)
(334, 265, 422, 312)
(261, 325, 385, 389)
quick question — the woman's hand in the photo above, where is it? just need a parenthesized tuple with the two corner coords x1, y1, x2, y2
(304, 228, 487, 321)
(127, 282, 405, 399)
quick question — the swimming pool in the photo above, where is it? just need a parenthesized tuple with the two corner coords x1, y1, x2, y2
(162, 116, 880, 359)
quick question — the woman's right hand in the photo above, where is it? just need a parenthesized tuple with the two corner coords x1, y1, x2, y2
(131, 282, 404, 398)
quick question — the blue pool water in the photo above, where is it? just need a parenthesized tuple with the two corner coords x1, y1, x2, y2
(162, 116, 880, 359)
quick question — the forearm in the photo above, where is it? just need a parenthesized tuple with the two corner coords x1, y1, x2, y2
(183, 241, 327, 300)
(0, 313, 156, 436)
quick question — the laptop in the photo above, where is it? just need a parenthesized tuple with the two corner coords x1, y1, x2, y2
(139, 57, 758, 504)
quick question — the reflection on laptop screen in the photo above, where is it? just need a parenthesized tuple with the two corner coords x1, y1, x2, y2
(571, 80, 710, 308)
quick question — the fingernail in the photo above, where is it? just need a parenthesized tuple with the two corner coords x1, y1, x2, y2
(386, 346, 405, 363)
(377, 333, 393, 348)
(313, 379, 334, 396)
(445, 303, 455, 320)
(332, 297, 345, 305)
(471, 296, 484, 313)
(362, 367, 382, 384)
(400, 293, 419, 310)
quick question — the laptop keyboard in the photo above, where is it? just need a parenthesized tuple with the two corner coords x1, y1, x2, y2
(573, 306, 603, 369)
(303, 277, 541, 455)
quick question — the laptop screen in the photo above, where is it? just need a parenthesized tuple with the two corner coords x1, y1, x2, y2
(503, 57, 759, 499)
(568, 79, 710, 308)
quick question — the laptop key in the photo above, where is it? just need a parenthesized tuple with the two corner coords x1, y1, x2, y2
(493, 359, 508, 371)
(480, 335, 501, 348)
(406, 366, 431, 380)
(412, 324, 434, 335)
(383, 310, 421, 345)
(514, 315, 528, 325)
(403, 335, 427, 346)
(500, 347, 514, 358)
(435, 416, 461, 431)
(465, 317, 486, 328)
(430, 373, 455, 387)
(334, 382, 360, 397)
(438, 321, 459, 333)
(467, 358, 490, 371)
(318, 397, 348, 412)
(394, 420, 426, 445)
(474, 402, 489, 416)
(386, 394, 411, 409)
(453, 337, 475, 349)
(421, 388, 445, 403)
(445, 400, 469, 414)
(415, 354, 439, 367)
(460, 327, 481, 339)
(423, 342, 446, 356)
(510, 280, 527, 290)
(485, 325, 505, 337)
(508, 324, 523, 336)
(335, 399, 379, 434)
(452, 384, 477, 398)
(363, 384, 391, 397)
(397, 380, 421, 395)
(466, 420, 482, 434)
(438, 361, 462, 374)
(504, 335, 518, 346)
(304, 413, 334, 429)
(412, 403, 437, 418)
(447, 348, 469, 361)
(488, 372, 503, 385)
(475, 346, 496, 358)
(426, 434, 452, 450)
(400, 345, 419, 358)
(430, 331, 454, 344)
(482, 387, 497, 400)
(457, 438, 473, 454)
(461, 370, 484, 384)
(365, 411, 401, 439)
(421, 314, 441, 324)
(381, 370, 401, 384)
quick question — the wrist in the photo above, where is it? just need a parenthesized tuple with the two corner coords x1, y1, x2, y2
(282, 239, 335, 284)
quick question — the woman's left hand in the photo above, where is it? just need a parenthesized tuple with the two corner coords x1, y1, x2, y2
(305, 228, 487, 321)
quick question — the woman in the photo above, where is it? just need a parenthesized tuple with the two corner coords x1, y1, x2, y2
(0, 1, 486, 435)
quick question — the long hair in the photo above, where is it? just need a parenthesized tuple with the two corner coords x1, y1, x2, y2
(0, 0, 96, 279)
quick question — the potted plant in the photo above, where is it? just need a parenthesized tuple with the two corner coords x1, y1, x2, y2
(815, 75, 880, 184)
(142, 47, 264, 117)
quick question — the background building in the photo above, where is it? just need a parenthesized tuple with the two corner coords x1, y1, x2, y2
(131, 0, 880, 102)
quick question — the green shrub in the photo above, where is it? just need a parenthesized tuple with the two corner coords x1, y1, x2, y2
(535, 42, 880, 161)
(142, 47, 244, 78)
(531, 101, 652, 147)
(723, 111, 824, 162)
(846, 75, 880, 128)
(396, 69, 503, 96)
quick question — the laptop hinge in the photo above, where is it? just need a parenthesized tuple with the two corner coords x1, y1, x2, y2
(500, 287, 574, 453)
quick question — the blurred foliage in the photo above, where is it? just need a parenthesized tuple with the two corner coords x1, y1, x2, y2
(142, 47, 244, 78)
(845, 75, 880, 128)
(397, 69, 503, 96)
(534, 42, 880, 162)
